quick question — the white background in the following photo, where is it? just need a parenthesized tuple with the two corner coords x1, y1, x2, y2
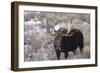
(0, 0, 99, 73)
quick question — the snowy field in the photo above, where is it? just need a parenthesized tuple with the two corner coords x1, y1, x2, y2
(24, 11, 90, 62)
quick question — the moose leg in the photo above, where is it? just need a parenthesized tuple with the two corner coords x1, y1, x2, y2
(80, 48, 83, 54)
(64, 52, 68, 59)
(73, 49, 76, 55)
(56, 50, 60, 60)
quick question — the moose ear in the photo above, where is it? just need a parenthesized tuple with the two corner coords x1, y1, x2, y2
(61, 28, 68, 34)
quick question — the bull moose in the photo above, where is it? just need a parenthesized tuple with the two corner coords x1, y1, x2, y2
(54, 28, 84, 60)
